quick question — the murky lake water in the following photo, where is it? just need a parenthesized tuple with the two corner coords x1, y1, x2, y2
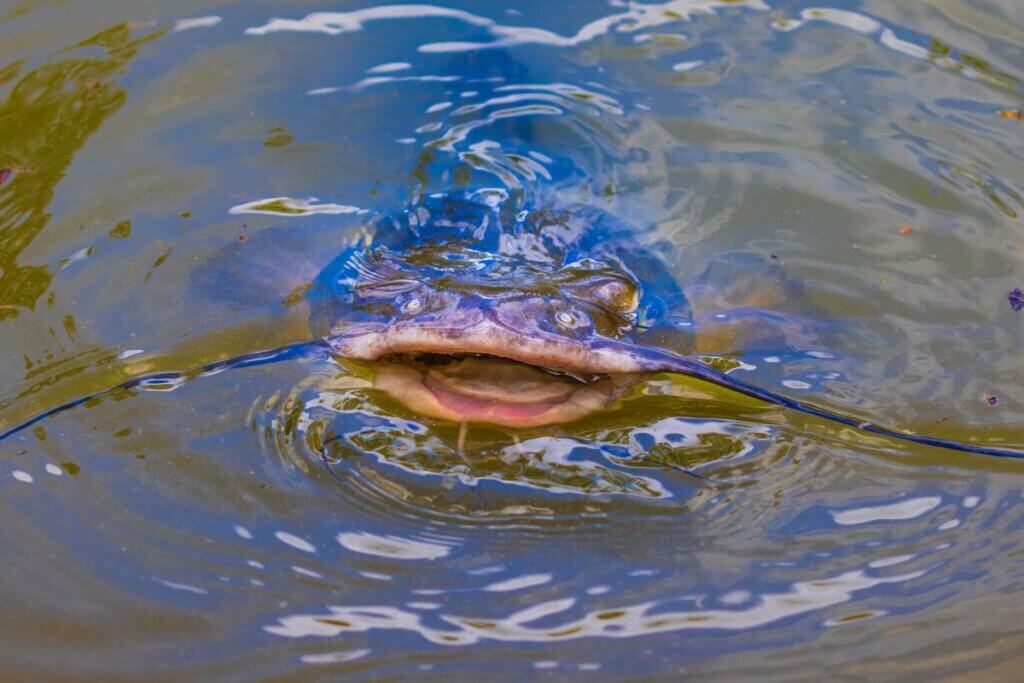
(1, 0, 1024, 679)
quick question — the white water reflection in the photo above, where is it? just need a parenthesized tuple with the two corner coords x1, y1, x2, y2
(337, 531, 453, 560)
(266, 566, 923, 643)
(275, 531, 318, 553)
(246, 1, 769, 53)
(173, 16, 222, 32)
(229, 197, 363, 216)
(830, 496, 942, 526)
(367, 62, 413, 74)
(773, 8, 1018, 88)
(483, 573, 552, 593)
(311, 75, 461, 95)
(300, 648, 371, 665)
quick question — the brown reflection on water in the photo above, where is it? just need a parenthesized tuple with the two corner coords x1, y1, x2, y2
(0, 23, 162, 320)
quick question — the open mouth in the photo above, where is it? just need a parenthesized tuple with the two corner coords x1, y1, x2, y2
(373, 353, 618, 428)
(327, 318, 668, 428)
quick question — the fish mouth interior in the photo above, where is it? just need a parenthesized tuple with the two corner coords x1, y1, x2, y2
(372, 352, 619, 428)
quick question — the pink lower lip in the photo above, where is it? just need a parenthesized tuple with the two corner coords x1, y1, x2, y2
(423, 376, 561, 421)
(370, 357, 616, 428)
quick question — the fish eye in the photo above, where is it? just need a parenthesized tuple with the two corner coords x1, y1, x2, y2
(591, 278, 638, 314)
(401, 297, 422, 314)
(560, 267, 639, 317)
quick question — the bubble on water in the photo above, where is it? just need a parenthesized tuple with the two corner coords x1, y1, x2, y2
(720, 590, 752, 606)
(301, 649, 371, 665)
(782, 380, 811, 390)
(276, 531, 317, 553)
(831, 497, 942, 526)
(12, 470, 32, 483)
(673, 61, 702, 72)
(467, 565, 505, 576)
(868, 554, 915, 569)
(45, 464, 62, 476)
(156, 579, 208, 595)
(292, 566, 323, 579)
(234, 525, 254, 540)
(337, 531, 453, 560)
(938, 519, 961, 530)
(963, 496, 981, 509)
(367, 62, 411, 74)
(173, 16, 222, 32)
(483, 573, 552, 592)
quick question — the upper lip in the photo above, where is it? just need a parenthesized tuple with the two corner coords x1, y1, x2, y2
(326, 318, 668, 375)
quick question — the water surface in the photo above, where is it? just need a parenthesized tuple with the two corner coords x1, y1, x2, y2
(1, 0, 1024, 679)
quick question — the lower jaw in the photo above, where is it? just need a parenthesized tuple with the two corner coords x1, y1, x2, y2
(371, 355, 617, 428)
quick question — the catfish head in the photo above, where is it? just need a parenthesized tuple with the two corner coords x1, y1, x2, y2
(311, 192, 693, 427)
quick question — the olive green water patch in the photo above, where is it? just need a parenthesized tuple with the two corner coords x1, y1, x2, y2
(0, 23, 162, 319)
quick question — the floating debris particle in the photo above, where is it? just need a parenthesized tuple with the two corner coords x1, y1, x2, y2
(1009, 288, 1024, 312)
(899, 225, 913, 235)
(264, 126, 294, 148)
(983, 394, 998, 406)
(999, 108, 1022, 121)
(108, 220, 132, 239)
(282, 282, 312, 307)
